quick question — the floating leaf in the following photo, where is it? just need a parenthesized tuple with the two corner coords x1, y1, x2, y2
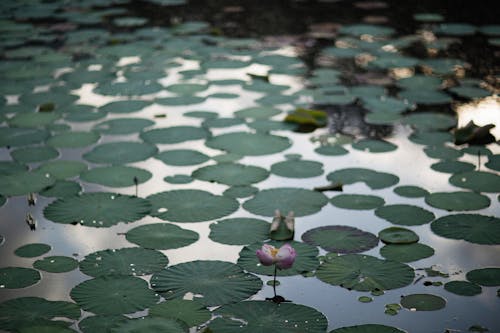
(202, 117, 245, 128)
(0, 267, 41, 288)
(80, 247, 168, 277)
(409, 131, 453, 146)
(166, 83, 208, 95)
(156, 96, 206, 106)
(399, 89, 452, 105)
(151, 260, 262, 306)
(78, 315, 128, 333)
(331, 194, 385, 210)
(449, 171, 500, 193)
(330, 324, 406, 333)
(485, 154, 500, 171)
(83, 141, 158, 164)
(327, 168, 399, 189)
(125, 223, 199, 250)
(8, 112, 59, 128)
(209, 218, 269, 245)
(444, 281, 482, 296)
(192, 163, 269, 186)
(235, 106, 281, 119)
(0, 170, 55, 196)
(339, 24, 395, 37)
(424, 146, 463, 159)
(47, 131, 100, 148)
(378, 227, 419, 244)
(400, 294, 446, 311)
(425, 191, 490, 211)
(81, 166, 152, 187)
(155, 149, 209, 166)
(431, 160, 475, 174)
(466, 268, 500, 286)
(140, 126, 210, 144)
(284, 108, 327, 128)
(111, 317, 188, 333)
(95, 80, 163, 96)
(14, 243, 51, 258)
(149, 299, 210, 327)
(99, 100, 151, 114)
(40, 180, 81, 198)
(449, 86, 491, 99)
(375, 204, 435, 226)
(393, 185, 429, 198)
(271, 159, 324, 178)
(434, 23, 476, 36)
(315, 145, 349, 156)
(380, 243, 434, 262)
(223, 185, 258, 198)
(164, 175, 193, 184)
(404, 113, 456, 131)
(302, 226, 378, 253)
(11, 146, 59, 164)
(362, 97, 410, 114)
(206, 132, 291, 156)
(33, 256, 78, 273)
(94, 118, 154, 135)
(36, 160, 88, 180)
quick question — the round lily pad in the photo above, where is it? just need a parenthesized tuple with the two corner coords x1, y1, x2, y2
(156, 96, 206, 106)
(148, 190, 238, 222)
(379, 227, 419, 244)
(270, 159, 324, 178)
(404, 113, 457, 131)
(70, 275, 159, 315)
(15, 243, 51, 258)
(40, 180, 82, 198)
(209, 301, 328, 333)
(330, 324, 406, 333)
(33, 256, 78, 273)
(393, 185, 429, 198)
(409, 131, 453, 146)
(80, 247, 168, 277)
(81, 166, 152, 187)
(485, 154, 500, 171)
(444, 281, 482, 296)
(11, 146, 59, 163)
(362, 96, 410, 114)
(44, 192, 151, 227)
(209, 218, 270, 245)
(0, 170, 55, 196)
(399, 89, 452, 105)
(149, 299, 210, 327)
(151, 260, 262, 306)
(202, 117, 245, 128)
(0, 267, 41, 288)
(206, 132, 291, 156)
(431, 160, 475, 174)
(315, 145, 349, 156)
(466, 268, 500, 286)
(47, 131, 100, 148)
(424, 146, 463, 159)
(330, 194, 385, 210)
(184, 111, 218, 119)
(375, 204, 435, 226)
(243, 187, 328, 217)
(234, 106, 281, 119)
(302, 226, 378, 253)
(155, 149, 209, 166)
(223, 185, 258, 198)
(164, 175, 193, 184)
(8, 112, 59, 128)
(380, 243, 434, 262)
(316, 254, 414, 291)
(339, 24, 395, 37)
(365, 112, 402, 125)
(94, 118, 154, 135)
(166, 83, 208, 94)
(431, 214, 500, 244)
(449, 171, 500, 193)
(140, 126, 210, 144)
(400, 294, 446, 311)
(192, 163, 269, 186)
(247, 119, 297, 132)
(125, 223, 199, 250)
(327, 168, 399, 189)
(95, 80, 163, 96)
(449, 86, 491, 99)
(238, 240, 319, 277)
(434, 23, 476, 35)
(36, 160, 88, 180)
(83, 141, 158, 165)
(99, 100, 151, 114)
(78, 315, 129, 333)
(396, 75, 442, 90)
(425, 191, 490, 211)
(111, 317, 188, 333)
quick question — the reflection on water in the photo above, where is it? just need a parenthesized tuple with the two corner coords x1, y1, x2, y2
(456, 96, 500, 139)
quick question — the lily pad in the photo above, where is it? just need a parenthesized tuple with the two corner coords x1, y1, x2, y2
(148, 190, 238, 222)
(155, 149, 209, 166)
(466, 268, 500, 286)
(243, 187, 328, 217)
(302, 226, 378, 253)
(396, 75, 442, 90)
(425, 192, 490, 211)
(375, 204, 435, 226)
(237, 240, 320, 277)
(164, 175, 193, 184)
(235, 106, 281, 119)
(8, 112, 59, 128)
(400, 294, 446, 311)
(0, 267, 41, 288)
(166, 83, 208, 95)
(444, 281, 482, 296)
(33, 256, 78, 273)
(353, 139, 398, 153)
(380, 243, 434, 262)
(81, 166, 152, 187)
(83, 141, 158, 165)
(223, 185, 258, 198)
(364, 112, 402, 125)
(431, 214, 500, 245)
(0, 170, 55, 196)
(125, 223, 199, 250)
(47, 131, 100, 148)
(140, 126, 210, 144)
(44, 192, 151, 227)
(339, 24, 395, 37)
(202, 117, 245, 128)
(271, 159, 324, 178)
(99, 100, 151, 114)
(379, 227, 419, 244)
(209, 218, 270, 245)
(11, 146, 59, 163)
(156, 96, 206, 106)
(80, 247, 168, 277)
(149, 299, 210, 327)
(111, 317, 188, 333)
(315, 145, 349, 156)
(404, 113, 457, 131)
(209, 301, 328, 333)
(151, 260, 262, 306)
(362, 97, 410, 114)
(424, 146, 463, 159)
(331, 194, 385, 210)
(434, 23, 476, 35)
(326, 168, 399, 189)
(431, 160, 475, 174)
(14, 243, 51, 258)
(78, 315, 129, 333)
(485, 154, 500, 171)
(449, 86, 491, 99)
(393, 185, 429, 198)
(95, 80, 163, 96)
(192, 163, 269, 186)
(449, 171, 500, 193)
(206, 132, 291, 156)
(399, 89, 452, 105)
(94, 118, 154, 135)
(40, 180, 82, 198)
(410, 130, 453, 145)
(70, 276, 159, 315)
(330, 324, 406, 333)
(36, 160, 88, 180)
(316, 254, 414, 291)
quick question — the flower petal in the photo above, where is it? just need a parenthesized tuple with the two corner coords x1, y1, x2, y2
(276, 243, 296, 269)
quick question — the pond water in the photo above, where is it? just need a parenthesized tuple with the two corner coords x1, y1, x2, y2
(0, 1, 499, 333)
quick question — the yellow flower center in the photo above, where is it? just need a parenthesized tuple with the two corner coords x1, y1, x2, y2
(270, 247, 279, 258)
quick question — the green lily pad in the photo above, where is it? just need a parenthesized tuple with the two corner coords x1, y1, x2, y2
(8, 112, 59, 128)
(237, 240, 319, 277)
(362, 97, 410, 114)
(420, 58, 467, 75)
(0, 161, 28, 175)
(94, 118, 154, 135)
(149, 299, 210, 327)
(39, 180, 82, 198)
(326, 168, 399, 189)
(47, 131, 100, 148)
(404, 113, 456, 131)
(184, 111, 218, 119)
(409, 131, 453, 145)
(0, 127, 49, 147)
(83, 141, 158, 164)
(434, 23, 476, 35)
(99, 100, 151, 114)
(449, 86, 491, 99)
(202, 117, 245, 128)
(33, 256, 78, 273)
(431, 214, 500, 245)
(364, 112, 402, 125)
(140, 126, 210, 144)
(370, 54, 419, 69)
(164, 175, 193, 184)
(444, 281, 482, 296)
(393, 185, 429, 198)
(302, 226, 379, 253)
(223, 185, 258, 198)
(316, 254, 414, 291)
(424, 146, 463, 159)
(192, 163, 269, 186)
(156, 96, 206, 106)
(209, 218, 270, 245)
(80, 247, 168, 277)
(339, 24, 395, 37)
(155, 149, 210, 166)
(379, 227, 419, 244)
(111, 317, 188, 333)
(425, 192, 490, 211)
(81, 166, 152, 187)
(36, 160, 88, 180)
(380, 243, 434, 262)
(78, 315, 129, 333)
(15, 243, 51, 258)
(209, 301, 328, 333)
(247, 119, 297, 132)
(206, 132, 291, 156)
(485, 154, 500, 171)
(44, 192, 151, 227)
(235, 106, 281, 119)
(449, 171, 500, 193)
(330, 324, 406, 333)
(148, 189, 238, 222)
(0, 267, 41, 288)
(399, 89, 452, 105)
(396, 75, 442, 90)
(479, 24, 500, 35)
(270, 159, 324, 178)
(400, 294, 446, 311)
(315, 145, 349, 156)
(125, 223, 199, 250)
(166, 83, 208, 95)
(352, 139, 397, 153)
(71, 276, 159, 315)
(375, 204, 435, 226)
(11, 146, 59, 163)
(466, 268, 500, 286)
(95, 80, 163, 96)
(431, 160, 476, 174)
(0, 170, 55, 196)
(331, 194, 385, 210)
(151, 260, 262, 306)
(243, 187, 328, 217)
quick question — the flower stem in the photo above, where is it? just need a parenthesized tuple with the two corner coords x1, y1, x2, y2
(273, 264, 277, 297)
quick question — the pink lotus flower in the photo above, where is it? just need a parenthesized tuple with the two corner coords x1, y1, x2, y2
(256, 243, 296, 269)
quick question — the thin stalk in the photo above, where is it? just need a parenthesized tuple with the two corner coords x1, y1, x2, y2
(273, 264, 277, 297)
